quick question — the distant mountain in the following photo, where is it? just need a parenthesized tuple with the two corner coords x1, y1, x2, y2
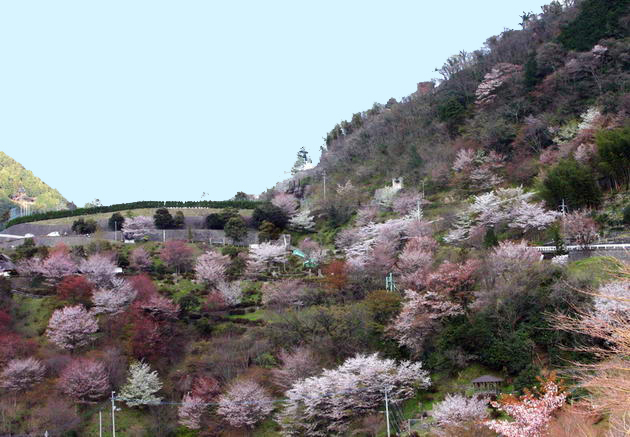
(0, 151, 67, 220)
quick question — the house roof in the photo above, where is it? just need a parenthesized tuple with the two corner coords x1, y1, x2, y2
(472, 375, 504, 384)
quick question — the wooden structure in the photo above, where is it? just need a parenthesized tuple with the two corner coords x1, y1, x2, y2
(471, 375, 504, 394)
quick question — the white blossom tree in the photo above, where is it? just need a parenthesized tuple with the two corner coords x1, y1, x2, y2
(289, 209, 316, 232)
(247, 242, 287, 275)
(195, 251, 229, 286)
(214, 281, 242, 306)
(592, 281, 630, 323)
(59, 358, 110, 402)
(431, 393, 489, 435)
(46, 305, 98, 350)
(118, 361, 163, 407)
(91, 278, 137, 314)
(278, 353, 431, 436)
(217, 379, 274, 428)
(79, 253, 117, 286)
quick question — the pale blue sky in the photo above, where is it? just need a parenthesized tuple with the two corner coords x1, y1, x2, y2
(0, 1, 547, 206)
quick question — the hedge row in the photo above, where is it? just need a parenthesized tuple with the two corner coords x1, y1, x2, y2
(5, 200, 262, 228)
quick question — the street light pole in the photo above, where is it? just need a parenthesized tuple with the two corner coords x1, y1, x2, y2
(111, 391, 116, 437)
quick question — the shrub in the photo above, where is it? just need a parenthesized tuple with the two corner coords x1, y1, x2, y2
(596, 126, 630, 189)
(71, 218, 97, 234)
(224, 216, 248, 242)
(108, 212, 125, 231)
(252, 203, 289, 229)
(540, 159, 601, 210)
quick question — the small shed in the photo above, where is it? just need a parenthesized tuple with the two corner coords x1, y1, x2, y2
(471, 375, 504, 393)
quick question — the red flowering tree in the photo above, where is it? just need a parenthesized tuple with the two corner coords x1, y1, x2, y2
(56, 275, 93, 305)
(160, 240, 195, 274)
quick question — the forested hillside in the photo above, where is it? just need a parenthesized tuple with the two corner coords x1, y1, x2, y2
(0, 1, 629, 436)
(0, 152, 68, 219)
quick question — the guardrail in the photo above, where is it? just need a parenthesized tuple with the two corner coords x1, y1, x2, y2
(533, 243, 630, 253)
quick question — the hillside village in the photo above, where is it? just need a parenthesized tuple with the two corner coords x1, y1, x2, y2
(0, 0, 630, 436)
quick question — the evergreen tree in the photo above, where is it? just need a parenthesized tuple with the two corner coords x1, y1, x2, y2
(483, 227, 499, 249)
(108, 212, 125, 231)
(153, 208, 174, 229)
(224, 216, 248, 242)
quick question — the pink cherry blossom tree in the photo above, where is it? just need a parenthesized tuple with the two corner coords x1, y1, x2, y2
(46, 305, 98, 350)
(195, 251, 230, 285)
(563, 211, 599, 247)
(272, 347, 320, 389)
(58, 358, 110, 402)
(488, 241, 541, 277)
(79, 253, 117, 286)
(272, 193, 299, 217)
(178, 392, 207, 429)
(130, 247, 152, 271)
(390, 290, 464, 355)
(261, 279, 311, 308)
(217, 379, 274, 428)
(0, 357, 45, 393)
(278, 353, 431, 436)
(592, 280, 630, 323)
(18, 252, 78, 281)
(484, 379, 566, 437)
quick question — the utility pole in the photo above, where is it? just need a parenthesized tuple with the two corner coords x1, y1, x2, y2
(422, 180, 425, 199)
(559, 199, 568, 216)
(384, 389, 391, 437)
(111, 391, 116, 437)
(322, 170, 327, 202)
(114, 222, 117, 242)
(99, 410, 102, 437)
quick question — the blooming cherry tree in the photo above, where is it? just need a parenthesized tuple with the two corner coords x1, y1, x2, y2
(217, 379, 274, 428)
(195, 251, 229, 285)
(160, 240, 195, 274)
(289, 209, 316, 231)
(79, 253, 117, 286)
(178, 392, 207, 429)
(119, 361, 163, 407)
(91, 278, 137, 314)
(130, 247, 152, 271)
(489, 241, 541, 277)
(247, 242, 287, 275)
(122, 216, 154, 240)
(391, 291, 463, 354)
(279, 353, 430, 436)
(272, 347, 320, 389)
(46, 305, 98, 350)
(59, 358, 110, 402)
(563, 211, 599, 247)
(432, 393, 489, 430)
(485, 379, 566, 437)
(592, 281, 630, 322)
(262, 279, 311, 308)
(214, 281, 242, 306)
(0, 357, 45, 393)
(272, 193, 299, 217)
